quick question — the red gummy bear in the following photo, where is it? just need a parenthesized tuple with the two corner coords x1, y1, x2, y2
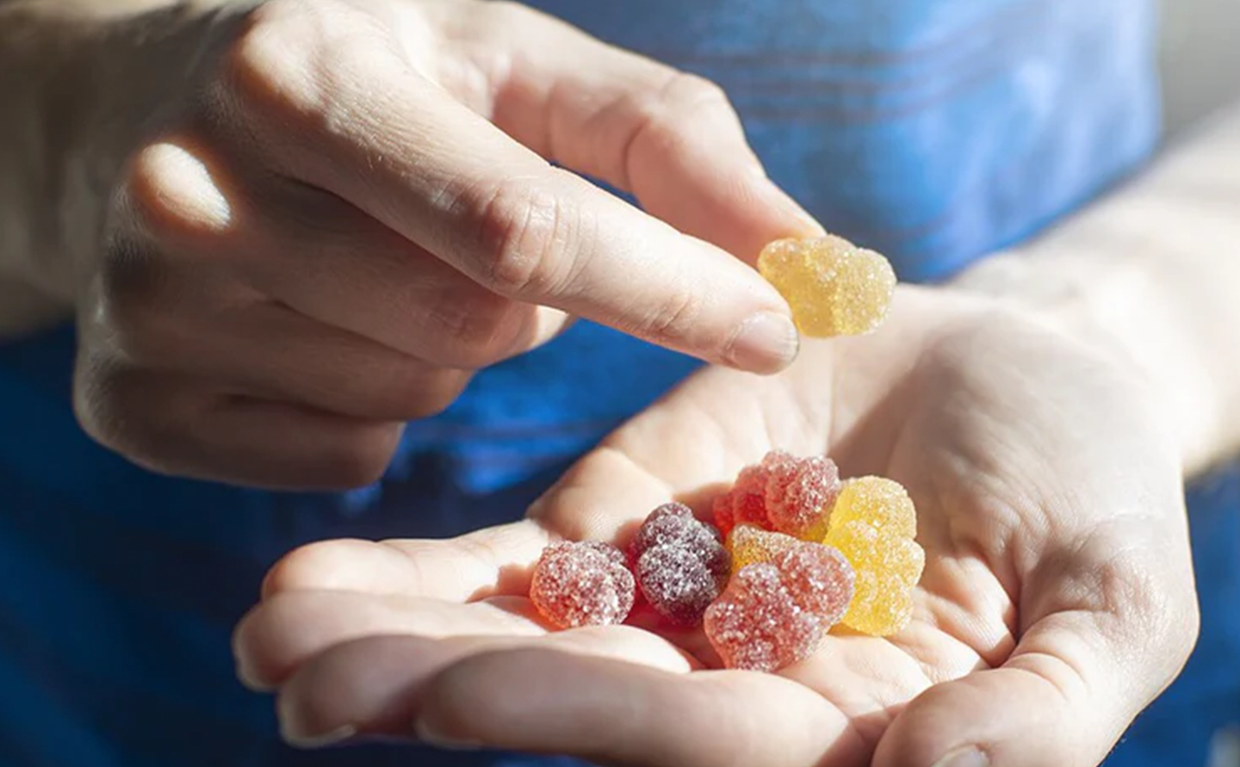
(712, 451, 795, 537)
(530, 541, 635, 629)
(704, 563, 825, 672)
(775, 543, 854, 625)
(704, 540, 855, 672)
(764, 455, 841, 538)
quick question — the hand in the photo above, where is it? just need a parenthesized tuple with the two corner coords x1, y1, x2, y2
(232, 287, 1199, 767)
(70, 0, 814, 488)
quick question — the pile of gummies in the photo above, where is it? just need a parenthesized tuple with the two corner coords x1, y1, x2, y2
(527, 235, 914, 673)
(528, 451, 925, 673)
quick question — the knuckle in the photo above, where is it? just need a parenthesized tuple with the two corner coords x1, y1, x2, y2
(340, 360, 468, 421)
(218, 0, 399, 134)
(467, 181, 575, 298)
(667, 72, 732, 112)
(73, 362, 171, 470)
(121, 143, 228, 243)
(480, 0, 549, 35)
(394, 370, 469, 421)
(641, 71, 734, 133)
(641, 283, 704, 345)
(485, 1, 536, 22)
(602, 69, 739, 186)
(425, 294, 519, 368)
(316, 423, 401, 487)
(97, 234, 167, 337)
(219, 2, 328, 126)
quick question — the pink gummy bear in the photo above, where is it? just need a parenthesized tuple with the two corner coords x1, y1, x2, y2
(530, 541, 635, 629)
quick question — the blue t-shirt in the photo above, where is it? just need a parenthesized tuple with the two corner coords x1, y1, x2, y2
(3, 1, 1236, 766)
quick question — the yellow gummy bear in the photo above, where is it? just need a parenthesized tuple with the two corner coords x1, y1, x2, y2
(726, 525, 800, 572)
(825, 520, 925, 636)
(822, 477, 924, 636)
(828, 477, 917, 539)
(758, 235, 896, 338)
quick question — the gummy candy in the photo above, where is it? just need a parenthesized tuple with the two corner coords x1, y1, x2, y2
(775, 543, 855, 624)
(629, 502, 723, 563)
(712, 451, 794, 537)
(758, 235, 896, 337)
(632, 503, 730, 625)
(726, 525, 800, 572)
(727, 526, 855, 620)
(706, 535, 855, 671)
(636, 545, 724, 626)
(821, 478, 924, 636)
(529, 541, 636, 629)
(764, 454, 841, 539)
(828, 477, 917, 539)
(703, 563, 826, 672)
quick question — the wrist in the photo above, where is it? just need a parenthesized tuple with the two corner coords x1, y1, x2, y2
(950, 246, 1229, 477)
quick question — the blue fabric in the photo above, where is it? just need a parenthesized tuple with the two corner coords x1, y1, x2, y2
(3, 1, 1232, 766)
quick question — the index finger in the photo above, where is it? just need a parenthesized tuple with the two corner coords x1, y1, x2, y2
(226, 10, 804, 373)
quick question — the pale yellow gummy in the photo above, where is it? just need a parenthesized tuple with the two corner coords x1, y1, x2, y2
(825, 520, 925, 635)
(828, 477, 917, 539)
(822, 477, 924, 636)
(758, 235, 896, 338)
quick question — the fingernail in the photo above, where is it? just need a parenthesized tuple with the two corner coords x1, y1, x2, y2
(727, 312, 800, 373)
(414, 718, 482, 751)
(281, 723, 358, 749)
(932, 746, 990, 767)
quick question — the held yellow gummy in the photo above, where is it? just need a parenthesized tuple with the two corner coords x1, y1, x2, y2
(821, 477, 925, 636)
(758, 235, 896, 337)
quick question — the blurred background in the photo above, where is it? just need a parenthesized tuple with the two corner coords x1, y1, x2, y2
(1159, 0, 1240, 135)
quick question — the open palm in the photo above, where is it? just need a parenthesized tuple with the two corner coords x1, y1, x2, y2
(234, 287, 1197, 767)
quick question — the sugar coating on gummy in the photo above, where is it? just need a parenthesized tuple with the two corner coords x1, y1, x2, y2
(703, 563, 825, 672)
(821, 477, 925, 636)
(636, 545, 725, 626)
(629, 502, 723, 562)
(764, 454, 841, 539)
(727, 525, 801, 572)
(826, 521, 923, 635)
(829, 477, 917, 538)
(632, 503, 730, 625)
(530, 541, 636, 629)
(758, 235, 896, 337)
(728, 526, 855, 620)
(712, 451, 794, 537)
(775, 544, 855, 624)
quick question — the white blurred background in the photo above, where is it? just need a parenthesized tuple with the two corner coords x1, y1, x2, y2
(1159, 0, 1240, 135)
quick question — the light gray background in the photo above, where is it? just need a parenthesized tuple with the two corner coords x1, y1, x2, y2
(1160, 0, 1240, 134)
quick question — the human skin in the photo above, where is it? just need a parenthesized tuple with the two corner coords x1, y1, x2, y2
(235, 287, 1200, 767)
(233, 77, 1240, 767)
(4, 0, 1240, 765)
(0, 0, 818, 488)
